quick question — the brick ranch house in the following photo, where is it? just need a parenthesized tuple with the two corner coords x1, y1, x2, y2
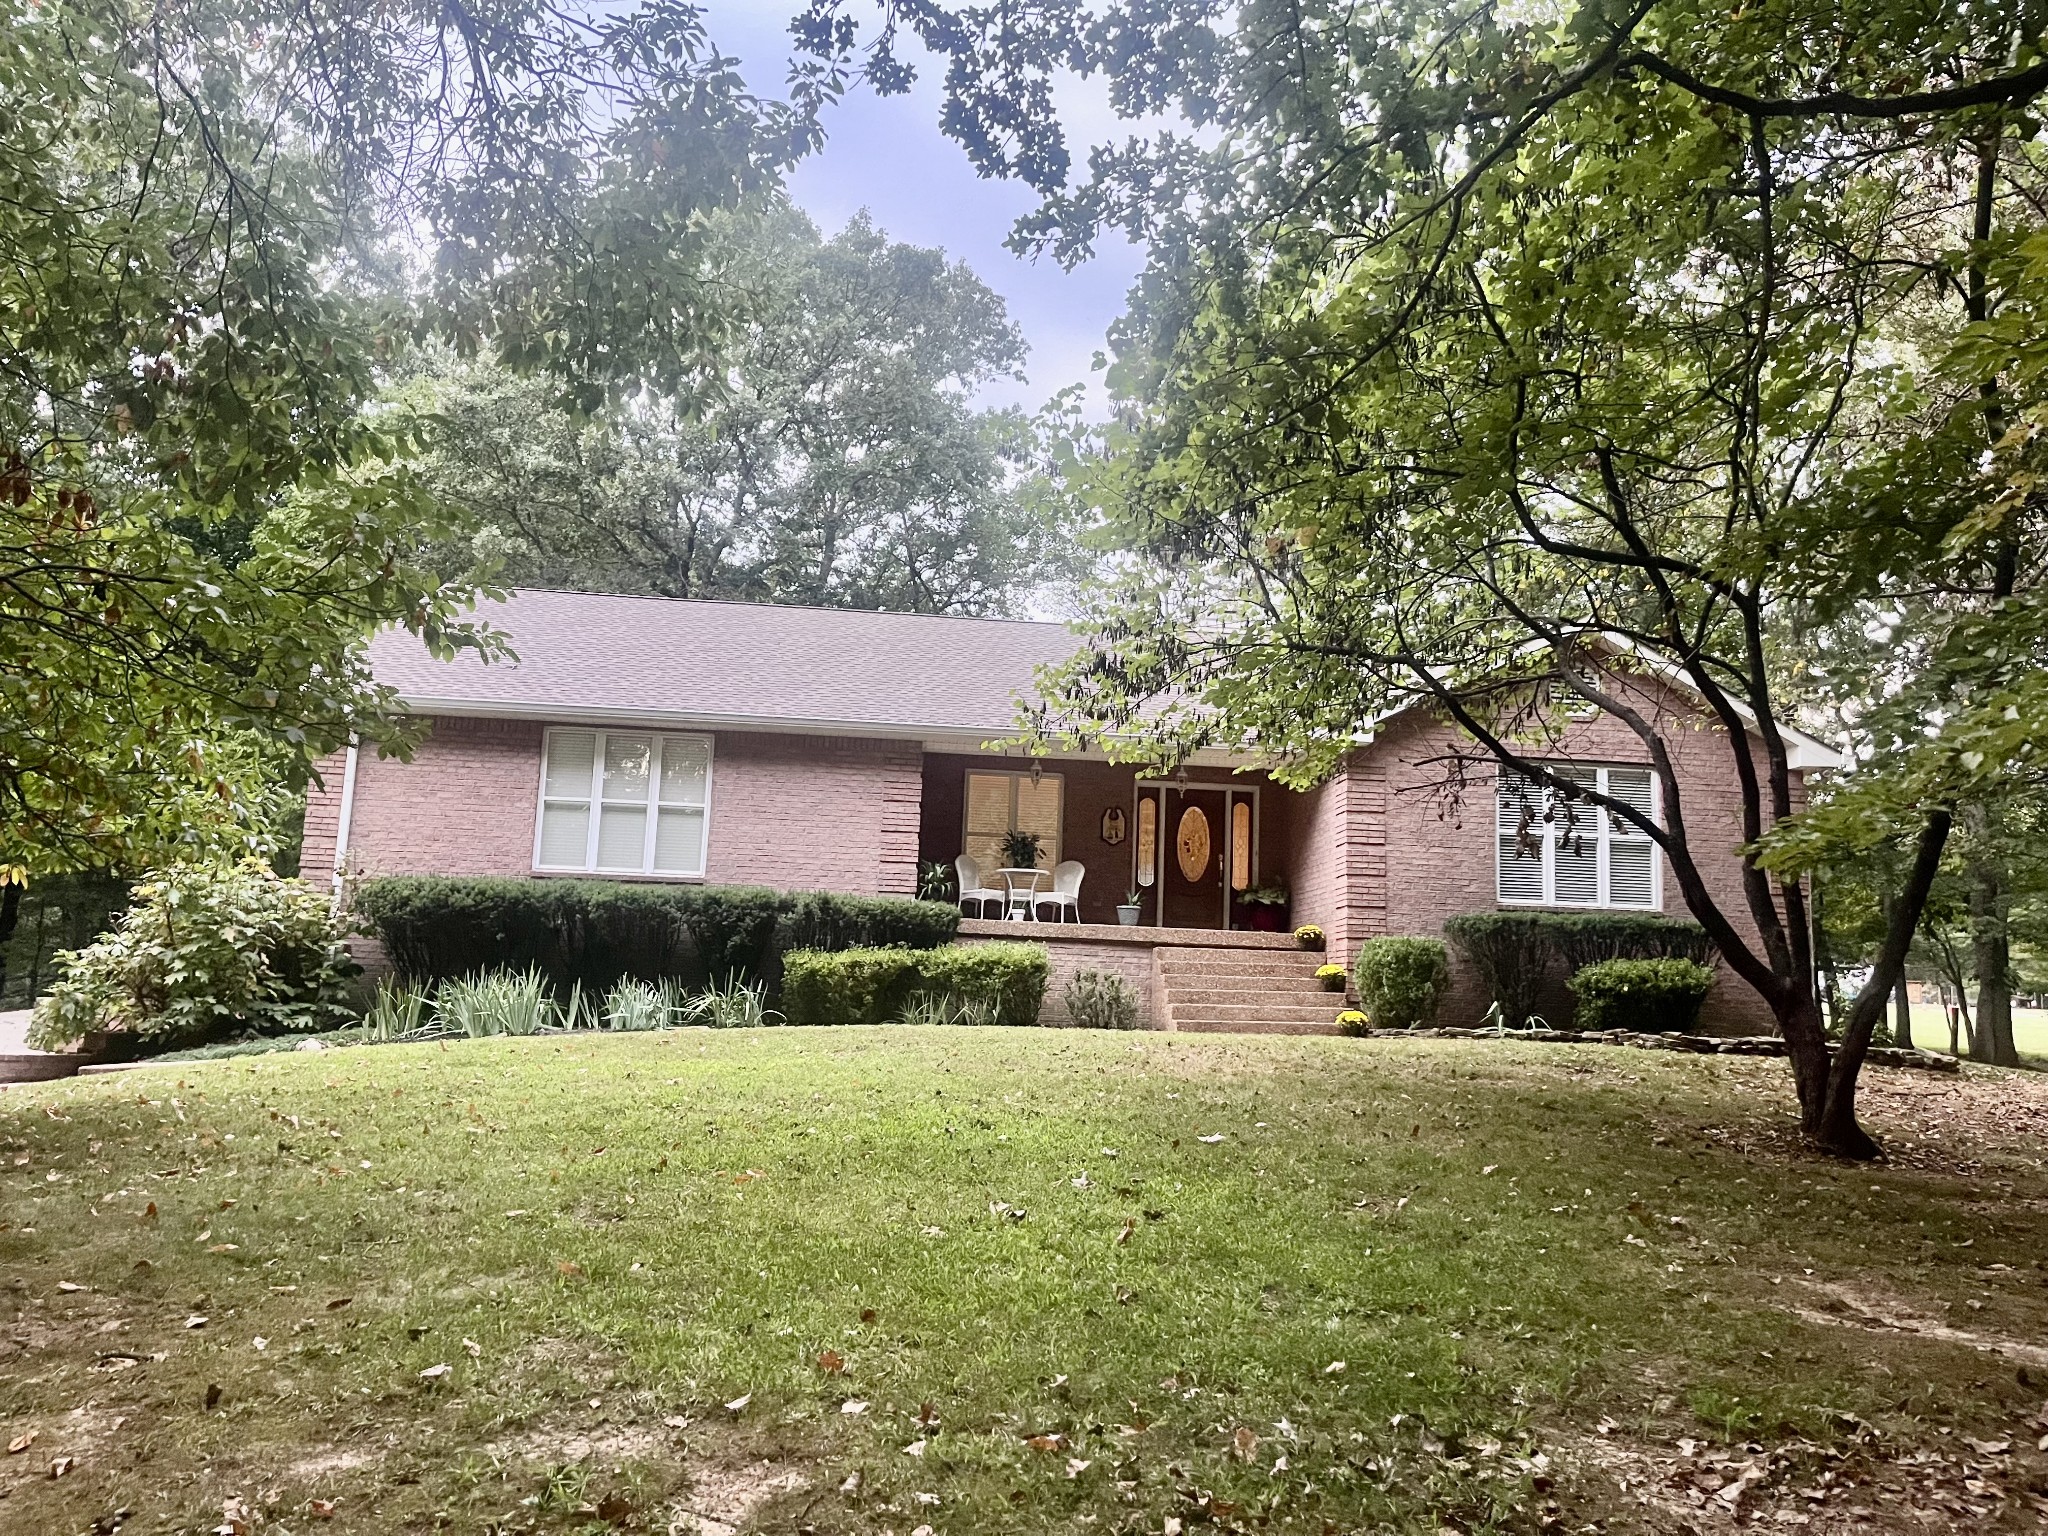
(303, 589, 1841, 1033)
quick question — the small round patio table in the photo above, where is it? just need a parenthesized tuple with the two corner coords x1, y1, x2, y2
(995, 867, 1051, 921)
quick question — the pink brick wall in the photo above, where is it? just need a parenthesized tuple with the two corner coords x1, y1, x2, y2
(1341, 687, 1801, 1034)
(300, 747, 349, 882)
(316, 717, 923, 897)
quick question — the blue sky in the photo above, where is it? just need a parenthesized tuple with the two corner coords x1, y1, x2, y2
(707, 1, 1146, 414)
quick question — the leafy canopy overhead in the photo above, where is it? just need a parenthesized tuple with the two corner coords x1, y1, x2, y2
(0, 0, 803, 872)
(407, 205, 1075, 614)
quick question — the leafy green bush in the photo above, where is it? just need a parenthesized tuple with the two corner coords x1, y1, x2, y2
(914, 944, 1049, 1027)
(1444, 912, 1711, 1027)
(1063, 969, 1139, 1030)
(782, 942, 1048, 1027)
(351, 877, 957, 992)
(776, 891, 960, 954)
(1353, 938, 1449, 1029)
(29, 860, 358, 1053)
(1568, 958, 1716, 1033)
(782, 949, 923, 1026)
(436, 968, 555, 1037)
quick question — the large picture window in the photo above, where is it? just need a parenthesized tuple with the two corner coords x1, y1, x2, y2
(535, 729, 712, 877)
(963, 770, 1063, 874)
(1496, 765, 1658, 909)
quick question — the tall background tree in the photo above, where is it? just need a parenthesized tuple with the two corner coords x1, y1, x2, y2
(0, 0, 805, 986)
(793, 0, 2048, 1152)
(404, 205, 1075, 613)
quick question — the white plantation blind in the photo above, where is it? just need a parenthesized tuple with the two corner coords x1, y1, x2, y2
(1496, 765, 1658, 910)
(536, 729, 712, 877)
(963, 770, 1063, 876)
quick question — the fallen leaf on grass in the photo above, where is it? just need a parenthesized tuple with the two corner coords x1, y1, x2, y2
(859, 1306, 877, 1323)
(556, 1261, 584, 1277)
(204, 1383, 222, 1410)
(185, 1315, 209, 1329)
(903, 1439, 926, 1456)
(7, 1430, 35, 1454)
(839, 1469, 863, 1495)
(325, 1297, 351, 1311)
(419, 1363, 451, 1382)
(1116, 1217, 1136, 1247)
(1197, 1134, 1226, 1144)
(1963, 1437, 2011, 1455)
(1231, 1426, 1259, 1461)
(1065, 1458, 1092, 1478)
(1324, 1360, 1347, 1375)
(57, 1281, 85, 1293)
(724, 1393, 751, 1415)
(308, 1499, 337, 1519)
(1025, 1433, 1064, 1451)
(49, 1455, 75, 1478)
(818, 1348, 846, 1374)
(462, 1337, 481, 1358)
(841, 1399, 869, 1415)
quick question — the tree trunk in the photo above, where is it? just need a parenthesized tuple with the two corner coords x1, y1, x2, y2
(1968, 854, 2019, 1067)
(0, 880, 19, 1002)
(1891, 971, 1913, 1050)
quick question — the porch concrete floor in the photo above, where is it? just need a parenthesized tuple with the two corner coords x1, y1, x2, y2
(958, 918, 1301, 949)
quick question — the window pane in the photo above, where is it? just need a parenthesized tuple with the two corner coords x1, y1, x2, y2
(1608, 840, 1655, 907)
(596, 804, 647, 870)
(538, 803, 590, 867)
(659, 738, 709, 805)
(966, 773, 1010, 836)
(1016, 776, 1062, 867)
(545, 731, 596, 798)
(1230, 799, 1252, 890)
(603, 735, 652, 801)
(654, 807, 706, 875)
(1605, 767, 1655, 831)
(1497, 835, 1544, 902)
(1554, 834, 1599, 904)
(1497, 771, 1541, 832)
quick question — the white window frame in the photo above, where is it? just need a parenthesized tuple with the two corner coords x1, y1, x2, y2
(533, 727, 715, 879)
(1494, 764, 1660, 910)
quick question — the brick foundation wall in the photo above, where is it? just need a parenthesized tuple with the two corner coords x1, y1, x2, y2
(955, 931, 1165, 1028)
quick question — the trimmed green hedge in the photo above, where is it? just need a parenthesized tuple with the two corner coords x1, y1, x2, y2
(781, 942, 1049, 1027)
(1568, 958, 1716, 1033)
(350, 877, 960, 992)
(1444, 911, 1714, 1028)
(1352, 937, 1449, 1029)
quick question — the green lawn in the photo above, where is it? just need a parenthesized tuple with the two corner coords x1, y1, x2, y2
(1907, 1002, 2048, 1062)
(3, 1030, 2046, 1535)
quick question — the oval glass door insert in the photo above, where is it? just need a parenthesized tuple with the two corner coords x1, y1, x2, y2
(1176, 805, 1212, 883)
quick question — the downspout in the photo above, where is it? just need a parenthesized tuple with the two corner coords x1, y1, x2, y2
(330, 736, 360, 905)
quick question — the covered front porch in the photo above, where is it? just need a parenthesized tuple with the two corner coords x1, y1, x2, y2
(917, 752, 1312, 932)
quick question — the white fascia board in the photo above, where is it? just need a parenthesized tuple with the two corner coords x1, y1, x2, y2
(399, 695, 1260, 768)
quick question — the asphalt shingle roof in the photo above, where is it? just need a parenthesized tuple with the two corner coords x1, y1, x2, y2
(368, 589, 1081, 736)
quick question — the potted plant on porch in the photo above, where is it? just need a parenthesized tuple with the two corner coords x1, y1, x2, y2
(1117, 890, 1143, 926)
(1234, 881, 1290, 932)
(998, 830, 1045, 871)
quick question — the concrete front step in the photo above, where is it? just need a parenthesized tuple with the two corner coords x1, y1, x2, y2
(1167, 982, 1340, 1007)
(1157, 951, 1328, 974)
(1170, 999, 1348, 1022)
(1173, 1015, 1346, 1035)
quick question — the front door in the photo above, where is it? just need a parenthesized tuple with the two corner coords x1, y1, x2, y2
(1156, 787, 1229, 929)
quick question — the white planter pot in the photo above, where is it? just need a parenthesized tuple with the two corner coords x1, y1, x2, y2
(1116, 905, 1142, 926)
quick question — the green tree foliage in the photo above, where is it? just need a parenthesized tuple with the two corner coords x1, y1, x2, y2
(808, 0, 2048, 1154)
(1, 0, 799, 877)
(405, 206, 1071, 612)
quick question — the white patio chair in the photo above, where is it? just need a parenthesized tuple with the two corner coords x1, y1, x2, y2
(955, 854, 1005, 919)
(1032, 860, 1085, 924)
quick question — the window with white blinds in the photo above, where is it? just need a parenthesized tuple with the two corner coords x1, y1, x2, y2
(1496, 765, 1658, 909)
(963, 770, 1063, 876)
(535, 729, 712, 877)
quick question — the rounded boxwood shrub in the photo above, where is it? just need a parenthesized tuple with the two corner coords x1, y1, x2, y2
(1352, 937, 1449, 1029)
(782, 942, 1048, 1027)
(1567, 957, 1715, 1033)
